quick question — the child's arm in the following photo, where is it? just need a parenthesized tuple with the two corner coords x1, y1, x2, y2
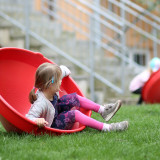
(26, 101, 48, 127)
(60, 65, 71, 79)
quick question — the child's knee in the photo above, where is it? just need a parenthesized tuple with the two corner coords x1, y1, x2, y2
(73, 110, 79, 114)
(74, 110, 83, 117)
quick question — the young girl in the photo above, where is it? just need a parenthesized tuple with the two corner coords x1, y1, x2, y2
(129, 57, 160, 105)
(26, 63, 128, 132)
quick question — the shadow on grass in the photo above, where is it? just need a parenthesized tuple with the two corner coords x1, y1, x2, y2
(0, 130, 30, 138)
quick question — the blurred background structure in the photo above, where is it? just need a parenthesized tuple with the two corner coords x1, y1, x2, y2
(0, 0, 160, 104)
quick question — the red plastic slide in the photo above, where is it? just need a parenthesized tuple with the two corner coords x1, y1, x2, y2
(142, 69, 160, 104)
(0, 47, 91, 135)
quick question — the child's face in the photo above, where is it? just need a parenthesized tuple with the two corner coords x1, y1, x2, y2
(50, 79, 62, 93)
(57, 79, 62, 91)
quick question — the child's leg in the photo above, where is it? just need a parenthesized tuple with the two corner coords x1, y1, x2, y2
(133, 87, 143, 105)
(74, 110, 110, 131)
(137, 95, 143, 105)
(77, 95, 122, 122)
(77, 95, 100, 112)
(75, 110, 129, 132)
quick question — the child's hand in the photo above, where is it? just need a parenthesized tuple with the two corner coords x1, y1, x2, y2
(60, 65, 71, 78)
(35, 118, 48, 128)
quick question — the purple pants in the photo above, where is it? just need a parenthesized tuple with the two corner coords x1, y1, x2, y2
(51, 93, 80, 130)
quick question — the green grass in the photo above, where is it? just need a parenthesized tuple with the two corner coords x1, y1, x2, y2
(1, 104, 160, 160)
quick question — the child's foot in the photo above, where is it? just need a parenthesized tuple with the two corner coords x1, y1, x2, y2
(101, 100, 122, 122)
(109, 121, 129, 131)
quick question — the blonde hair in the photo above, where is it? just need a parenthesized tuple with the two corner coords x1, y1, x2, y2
(29, 63, 62, 104)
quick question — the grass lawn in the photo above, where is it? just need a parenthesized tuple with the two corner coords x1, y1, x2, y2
(0, 104, 160, 160)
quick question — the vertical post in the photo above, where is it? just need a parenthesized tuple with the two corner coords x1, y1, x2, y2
(153, 23, 157, 57)
(120, 0, 126, 93)
(108, 1, 112, 11)
(25, 0, 30, 50)
(93, 0, 101, 49)
(89, 15, 95, 101)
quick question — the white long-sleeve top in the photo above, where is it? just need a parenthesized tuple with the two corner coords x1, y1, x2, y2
(129, 70, 151, 92)
(26, 90, 55, 127)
